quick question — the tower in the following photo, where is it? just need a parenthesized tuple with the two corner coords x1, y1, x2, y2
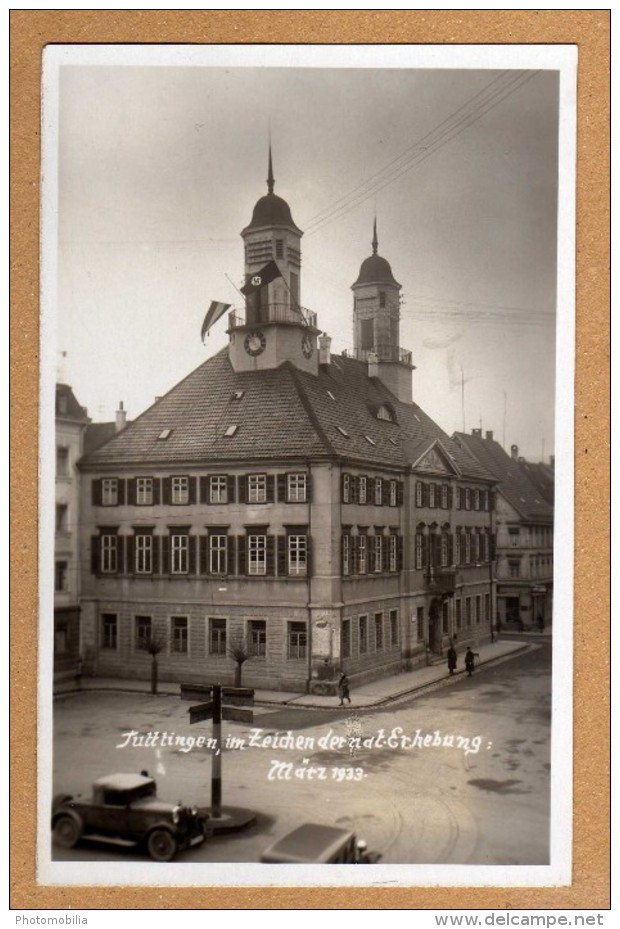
(351, 220, 414, 402)
(229, 147, 319, 374)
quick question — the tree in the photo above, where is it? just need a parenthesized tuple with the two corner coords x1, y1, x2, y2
(227, 632, 254, 687)
(147, 630, 168, 695)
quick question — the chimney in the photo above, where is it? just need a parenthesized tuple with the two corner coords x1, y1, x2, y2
(115, 401, 127, 432)
(367, 351, 379, 379)
(485, 430, 494, 441)
(318, 333, 332, 366)
(472, 428, 482, 437)
(510, 444, 519, 460)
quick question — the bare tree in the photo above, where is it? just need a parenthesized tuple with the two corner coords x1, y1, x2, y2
(227, 632, 254, 687)
(147, 630, 168, 695)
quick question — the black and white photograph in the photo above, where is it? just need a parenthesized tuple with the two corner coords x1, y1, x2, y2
(39, 44, 576, 887)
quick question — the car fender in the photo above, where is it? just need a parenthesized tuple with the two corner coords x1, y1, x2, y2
(144, 820, 177, 840)
(51, 806, 82, 830)
(51, 794, 73, 815)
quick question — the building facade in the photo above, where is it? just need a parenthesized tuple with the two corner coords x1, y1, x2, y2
(77, 154, 498, 692)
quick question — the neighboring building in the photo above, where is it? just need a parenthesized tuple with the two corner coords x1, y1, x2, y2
(453, 431, 554, 630)
(54, 384, 90, 679)
(76, 152, 498, 693)
(517, 455, 555, 506)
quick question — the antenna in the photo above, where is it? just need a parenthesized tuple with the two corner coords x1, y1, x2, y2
(502, 391, 507, 449)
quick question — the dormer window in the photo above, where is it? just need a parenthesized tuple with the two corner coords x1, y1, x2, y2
(224, 424, 238, 437)
(158, 429, 172, 441)
(376, 404, 395, 422)
(232, 390, 245, 400)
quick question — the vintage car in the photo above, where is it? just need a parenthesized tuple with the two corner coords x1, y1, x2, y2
(51, 773, 209, 861)
(259, 823, 381, 864)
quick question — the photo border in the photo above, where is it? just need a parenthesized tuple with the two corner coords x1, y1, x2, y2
(10, 9, 610, 910)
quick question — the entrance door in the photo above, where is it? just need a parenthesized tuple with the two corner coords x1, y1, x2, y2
(506, 597, 520, 624)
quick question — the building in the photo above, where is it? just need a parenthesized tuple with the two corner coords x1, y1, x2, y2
(453, 430, 554, 630)
(76, 152, 498, 692)
(54, 384, 90, 681)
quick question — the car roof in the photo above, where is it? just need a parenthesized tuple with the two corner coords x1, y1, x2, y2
(261, 823, 355, 863)
(93, 773, 154, 791)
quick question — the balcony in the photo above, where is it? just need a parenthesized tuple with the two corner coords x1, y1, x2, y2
(343, 345, 413, 366)
(228, 303, 318, 330)
(424, 568, 457, 595)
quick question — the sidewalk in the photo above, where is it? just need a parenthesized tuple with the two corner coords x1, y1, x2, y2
(71, 638, 532, 709)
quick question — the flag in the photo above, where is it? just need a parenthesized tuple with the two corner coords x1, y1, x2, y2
(201, 301, 231, 341)
(240, 260, 282, 296)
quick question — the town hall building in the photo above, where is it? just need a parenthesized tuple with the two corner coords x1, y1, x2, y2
(76, 151, 498, 693)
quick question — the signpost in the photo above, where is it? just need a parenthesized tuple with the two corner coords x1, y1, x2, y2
(180, 683, 254, 818)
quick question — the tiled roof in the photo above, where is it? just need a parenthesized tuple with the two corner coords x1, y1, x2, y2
(517, 460, 555, 505)
(79, 347, 495, 481)
(453, 432, 553, 522)
(83, 422, 119, 456)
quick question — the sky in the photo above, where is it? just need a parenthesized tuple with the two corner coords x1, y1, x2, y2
(55, 59, 560, 461)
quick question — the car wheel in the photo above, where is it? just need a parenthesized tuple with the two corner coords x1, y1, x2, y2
(53, 814, 82, 848)
(147, 829, 177, 862)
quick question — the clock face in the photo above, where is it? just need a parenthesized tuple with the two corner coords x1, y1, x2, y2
(244, 331, 266, 356)
(301, 334, 314, 359)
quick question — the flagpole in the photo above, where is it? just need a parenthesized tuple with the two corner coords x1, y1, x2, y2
(225, 272, 244, 300)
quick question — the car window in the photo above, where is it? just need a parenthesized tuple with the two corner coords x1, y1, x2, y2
(103, 790, 127, 806)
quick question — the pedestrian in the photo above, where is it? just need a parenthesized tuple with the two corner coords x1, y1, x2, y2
(338, 672, 351, 706)
(537, 614, 544, 634)
(465, 647, 479, 677)
(447, 644, 457, 676)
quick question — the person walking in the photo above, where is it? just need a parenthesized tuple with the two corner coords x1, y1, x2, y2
(465, 646, 479, 677)
(447, 644, 457, 676)
(338, 672, 351, 706)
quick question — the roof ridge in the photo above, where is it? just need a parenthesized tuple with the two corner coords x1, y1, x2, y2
(286, 363, 337, 457)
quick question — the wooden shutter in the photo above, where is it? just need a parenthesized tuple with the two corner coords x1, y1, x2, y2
(227, 535, 235, 575)
(200, 477, 209, 504)
(422, 483, 429, 507)
(161, 535, 170, 574)
(117, 479, 126, 506)
(397, 481, 404, 506)
(277, 474, 287, 503)
(227, 475, 236, 503)
(306, 473, 312, 503)
(351, 536, 358, 575)
(237, 475, 247, 503)
(237, 535, 247, 575)
(306, 536, 312, 577)
(188, 477, 197, 505)
(90, 536, 100, 574)
(448, 533, 454, 565)
(396, 536, 404, 572)
(188, 535, 197, 575)
(91, 479, 102, 506)
(341, 472, 349, 502)
(199, 535, 208, 574)
(127, 479, 137, 506)
(266, 535, 275, 575)
(152, 535, 161, 574)
(126, 535, 136, 574)
(277, 536, 287, 576)
(383, 536, 390, 573)
(266, 475, 275, 503)
(116, 535, 125, 574)
(162, 477, 172, 505)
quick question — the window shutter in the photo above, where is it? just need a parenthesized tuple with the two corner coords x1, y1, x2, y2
(152, 535, 161, 574)
(199, 536, 208, 575)
(227, 475, 236, 503)
(266, 535, 275, 575)
(266, 475, 275, 504)
(126, 535, 136, 574)
(277, 474, 287, 503)
(448, 533, 454, 565)
(116, 535, 125, 574)
(189, 535, 197, 575)
(161, 535, 170, 574)
(163, 477, 172, 505)
(341, 472, 349, 502)
(306, 474, 312, 502)
(383, 537, 390, 573)
(366, 477, 374, 504)
(422, 483, 429, 507)
(396, 536, 404, 572)
(351, 476, 359, 505)
(117, 479, 126, 506)
(397, 481, 404, 506)
(237, 476, 247, 503)
(200, 477, 209, 504)
(341, 535, 348, 575)
(237, 535, 247, 575)
(277, 536, 287, 576)
(91, 479, 102, 506)
(227, 534, 234, 574)
(448, 486, 453, 509)
(306, 536, 312, 577)
(189, 477, 197, 505)
(90, 536, 100, 574)
(127, 479, 137, 506)
(351, 536, 358, 575)
(152, 478, 161, 505)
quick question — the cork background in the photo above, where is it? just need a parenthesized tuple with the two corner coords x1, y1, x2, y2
(9, 9, 610, 911)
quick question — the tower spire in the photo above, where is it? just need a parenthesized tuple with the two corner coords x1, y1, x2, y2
(267, 143, 275, 194)
(372, 216, 378, 255)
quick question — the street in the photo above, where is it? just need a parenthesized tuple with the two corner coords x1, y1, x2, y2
(51, 638, 551, 865)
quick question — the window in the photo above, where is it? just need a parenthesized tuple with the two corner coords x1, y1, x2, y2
(474, 489, 481, 511)
(379, 290, 386, 308)
(209, 476, 228, 504)
(248, 474, 267, 503)
(171, 616, 189, 654)
(456, 599, 462, 630)
(224, 424, 238, 437)
(101, 534, 118, 573)
(136, 478, 153, 505)
(428, 484, 436, 508)
(442, 601, 449, 634)
(358, 476, 367, 505)
(101, 613, 117, 650)
(209, 618, 227, 656)
(209, 534, 228, 575)
(465, 533, 471, 564)
(342, 534, 350, 576)
(54, 561, 68, 592)
(374, 478, 383, 506)
(441, 484, 449, 509)
(102, 478, 118, 507)
(135, 615, 152, 651)
(342, 474, 351, 503)
(482, 534, 489, 563)
(465, 598, 472, 627)
(415, 534, 424, 570)
(377, 405, 394, 422)
(415, 482, 423, 507)
(135, 534, 153, 574)
(288, 534, 307, 576)
(275, 239, 284, 258)
(508, 527, 520, 547)
(482, 489, 489, 511)
(171, 533, 189, 574)
(417, 606, 424, 640)
(374, 612, 383, 650)
(476, 596, 481, 625)
(390, 609, 398, 646)
(373, 535, 383, 573)
(248, 535, 267, 575)
(171, 476, 189, 505)
(56, 446, 69, 477)
(287, 473, 307, 503)
(56, 504, 68, 533)
(359, 615, 368, 653)
(389, 534, 398, 572)
(389, 480, 397, 506)
(357, 535, 367, 574)
(509, 559, 521, 578)
(455, 533, 461, 565)
(440, 534, 449, 567)
(249, 620, 266, 657)
(360, 318, 374, 351)
(158, 429, 172, 440)
(341, 619, 351, 659)
(465, 488, 471, 510)
(287, 622, 307, 660)
(485, 594, 490, 623)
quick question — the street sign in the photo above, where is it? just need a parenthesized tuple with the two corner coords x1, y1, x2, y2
(180, 683, 212, 702)
(189, 701, 213, 724)
(221, 706, 254, 724)
(222, 687, 254, 707)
